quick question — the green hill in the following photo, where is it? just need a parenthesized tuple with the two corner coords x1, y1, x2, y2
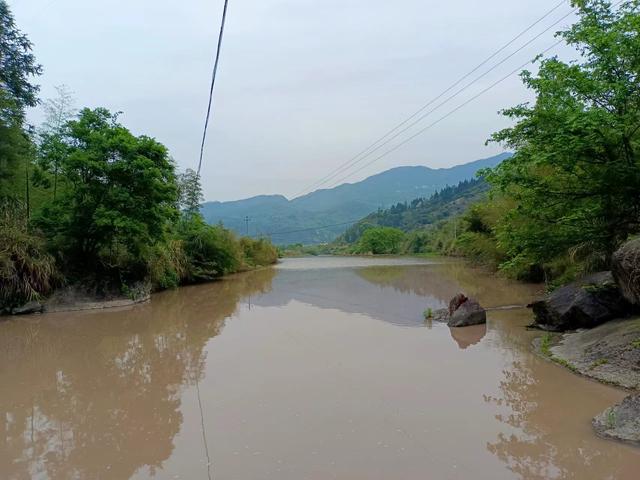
(201, 153, 509, 244)
(335, 178, 489, 245)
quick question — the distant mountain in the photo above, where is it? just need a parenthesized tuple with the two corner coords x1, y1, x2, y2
(336, 178, 489, 245)
(201, 153, 510, 244)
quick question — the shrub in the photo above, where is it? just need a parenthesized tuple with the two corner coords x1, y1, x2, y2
(355, 227, 405, 255)
(240, 237, 278, 268)
(0, 199, 58, 310)
(179, 216, 241, 282)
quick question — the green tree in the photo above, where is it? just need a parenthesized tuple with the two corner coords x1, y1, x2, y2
(177, 168, 204, 215)
(37, 108, 179, 283)
(0, 0, 41, 200)
(487, 0, 640, 275)
(35, 85, 76, 199)
(355, 227, 405, 254)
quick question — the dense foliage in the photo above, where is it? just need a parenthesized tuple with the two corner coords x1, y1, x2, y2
(338, 178, 488, 244)
(333, 1, 640, 287)
(484, 0, 640, 281)
(0, 1, 276, 310)
(353, 227, 406, 255)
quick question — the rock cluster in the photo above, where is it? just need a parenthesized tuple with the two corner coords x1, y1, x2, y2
(529, 272, 630, 331)
(431, 293, 487, 328)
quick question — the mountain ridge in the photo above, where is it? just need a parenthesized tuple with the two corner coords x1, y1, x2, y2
(201, 153, 511, 244)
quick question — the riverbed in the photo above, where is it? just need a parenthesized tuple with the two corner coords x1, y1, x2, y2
(1, 256, 638, 479)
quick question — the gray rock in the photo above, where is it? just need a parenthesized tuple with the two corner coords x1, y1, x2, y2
(448, 298, 487, 327)
(612, 238, 640, 306)
(530, 272, 630, 331)
(548, 316, 640, 389)
(593, 394, 640, 446)
(11, 301, 44, 315)
(431, 308, 450, 322)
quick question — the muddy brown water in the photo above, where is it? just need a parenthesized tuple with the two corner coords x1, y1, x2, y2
(1, 256, 638, 479)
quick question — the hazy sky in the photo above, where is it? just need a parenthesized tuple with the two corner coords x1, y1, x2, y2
(11, 0, 577, 201)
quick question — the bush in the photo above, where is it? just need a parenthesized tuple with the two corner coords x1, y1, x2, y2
(145, 239, 188, 289)
(240, 237, 278, 268)
(179, 216, 241, 282)
(355, 227, 405, 254)
(0, 199, 58, 310)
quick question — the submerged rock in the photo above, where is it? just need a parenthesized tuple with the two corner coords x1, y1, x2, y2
(431, 308, 450, 323)
(430, 293, 487, 328)
(593, 394, 640, 446)
(529, 272, 629, 331)
(11, 301, 44, 315)
(612, 238, 640, 306)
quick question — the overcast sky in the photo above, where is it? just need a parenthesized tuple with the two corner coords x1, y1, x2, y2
(11, 0, 577, 201)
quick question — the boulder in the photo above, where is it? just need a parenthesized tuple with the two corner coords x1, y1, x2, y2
(592, 394, 640, 446)
(529, 272, 630, 331)
(428, 294, 487, 327)
(448, 298, 487, 327)
(612, 238, 640, 306)
(11, 301, 44, 315)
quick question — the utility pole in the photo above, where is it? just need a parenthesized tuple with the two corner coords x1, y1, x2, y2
(244, 216, 250, 236)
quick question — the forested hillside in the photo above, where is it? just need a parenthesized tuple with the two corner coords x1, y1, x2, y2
(200, 153, 509, 244)
(334, 178, 487, 246)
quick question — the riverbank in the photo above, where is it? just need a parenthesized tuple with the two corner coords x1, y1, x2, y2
(3, 262, 279, 318)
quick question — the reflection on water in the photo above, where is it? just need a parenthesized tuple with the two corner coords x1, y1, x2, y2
(1, 258, 638, 479)
(450, 323, 487, 349)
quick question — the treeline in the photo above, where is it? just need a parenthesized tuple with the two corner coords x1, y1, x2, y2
(337, 178, 488, 245)
(337, 0, 640, 288)
(0, 2, 276, 311)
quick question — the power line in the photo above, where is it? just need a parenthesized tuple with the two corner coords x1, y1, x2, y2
(255, 220, 363, 238)
(327, 39, 566, 187)
(292, 0, 572, 198)
(197, 0, 231, 177)
(326, 0, 626, 187)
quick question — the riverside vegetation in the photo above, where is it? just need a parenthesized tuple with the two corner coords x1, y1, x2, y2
(332, 1, 640, 291)
(0, 1, 277, 313)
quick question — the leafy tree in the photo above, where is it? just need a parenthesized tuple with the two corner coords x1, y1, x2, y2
(0, 0, 41, 200)
(355, 227, 405, 254)
(0, 0, 41, 113)
(487, 0, 640, 275)
(35, 85, 76, 198)
(37, 108, 179, 283)
(177, 168, 204, 215)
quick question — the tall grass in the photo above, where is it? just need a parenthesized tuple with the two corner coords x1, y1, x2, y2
(0, 199, 58, 310)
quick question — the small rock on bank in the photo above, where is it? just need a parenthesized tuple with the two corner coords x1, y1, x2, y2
(10, 301, 44, 315)
(529, 272, 630, 331)
(593, 394, 640, 446)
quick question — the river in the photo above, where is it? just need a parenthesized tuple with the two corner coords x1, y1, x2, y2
(1, 256, 638, 479)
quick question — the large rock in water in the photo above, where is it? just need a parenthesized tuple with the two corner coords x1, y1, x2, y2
(593, 394, 640, 446)
(612, 238, 640, 306)
(530, 272, 629, 331)
(430, 294, 487, 327)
